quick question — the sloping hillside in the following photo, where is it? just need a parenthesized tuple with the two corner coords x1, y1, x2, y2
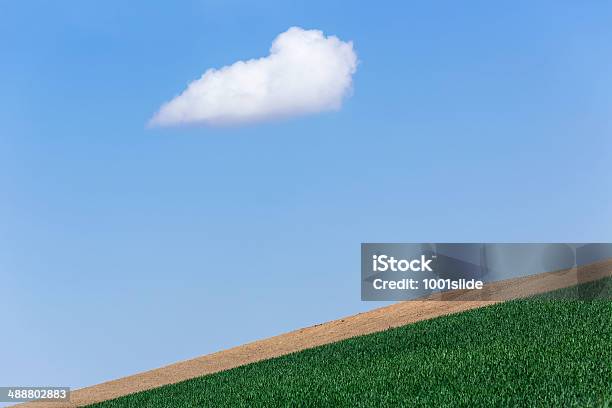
(89, 278, 611, 407)
(16, 260, 611, 407)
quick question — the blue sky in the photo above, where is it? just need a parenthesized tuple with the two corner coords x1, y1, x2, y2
(1, 0, 612, 392)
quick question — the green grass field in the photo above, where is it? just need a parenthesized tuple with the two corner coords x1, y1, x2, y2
(89, 278, 612, 407)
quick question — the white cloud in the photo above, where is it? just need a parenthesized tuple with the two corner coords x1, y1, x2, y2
(149, 27, 357, 127)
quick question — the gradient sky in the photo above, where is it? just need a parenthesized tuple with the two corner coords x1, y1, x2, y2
(2, 0, 612, 393)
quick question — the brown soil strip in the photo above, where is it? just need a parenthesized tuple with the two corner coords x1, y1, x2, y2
(18, 260, 611, 407)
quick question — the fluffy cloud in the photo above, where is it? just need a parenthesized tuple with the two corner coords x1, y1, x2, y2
(149, 27, 357, 126)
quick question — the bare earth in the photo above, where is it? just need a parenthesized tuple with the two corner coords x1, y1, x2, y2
(17, 260, 611, 407)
